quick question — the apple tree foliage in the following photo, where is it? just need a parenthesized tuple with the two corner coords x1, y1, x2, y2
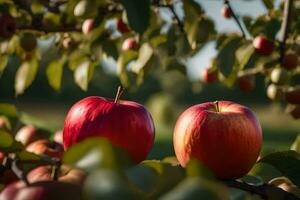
(1, 0, 300, 199)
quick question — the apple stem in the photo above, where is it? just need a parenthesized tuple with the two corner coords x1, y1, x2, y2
(11, 158, 30, 186)
(51, 159, 61, 181)
(214, 101, 220, 112)
(114, 86, 124, 103)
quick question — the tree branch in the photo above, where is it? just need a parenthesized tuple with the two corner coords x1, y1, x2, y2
(279, 0, 293, 62)
(17, 25, 81, 33)
(11, 158, 30, 186)
(223, 179, 300, 200)
(223, 0, 246, 39)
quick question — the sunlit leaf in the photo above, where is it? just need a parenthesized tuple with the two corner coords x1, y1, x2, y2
(259, 150, 300, 187)
(15, 59, 39, 95)
(46, 57, 65, 91)
(74, 59, 95, 91)
(0, 130, 24, 153)
(117, 50, 138, 88)
(0, 103, 17, 117)
(291, 135, 300, 153)
(132, 43, 153, 74)
(0, 54, 8, 77)
(262, 0, 274, 9)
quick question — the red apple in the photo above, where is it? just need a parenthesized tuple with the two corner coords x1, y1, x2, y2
(0, 165, 86, 200)
(0, 117, 9, 131)
(237, 75, 255, 92)
(202, 68, 218, 83)
(0, 151, 5, 164)
(15, 125, 46, 146)
(116, 19, 130, 34)
(282, 53, 298, 70)
(285, 88, 300, 104)
(82, 19, 94, 34)
(221, 5, 231, 18)
(63, 96, 155, 163)
(122, 37, 138, 51)
(173, 101, 262, 179)
(26, 139, 64, 159)
(253, 36, 274, 56)
(0, 14, 16, 39)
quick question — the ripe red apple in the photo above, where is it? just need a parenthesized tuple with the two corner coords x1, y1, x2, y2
(122, 37, 138, 51)
(285, 88, 300, 104)
(237, 75, 255, 92)
(82, 19, 94, 34)
(63, 96, 155, 163)
(253, 36, 274, 56)
(0, 165, 86, 200)
(221, 5, 231, 18)
(0, 117, 9, 131)
(0, 14, 16, 39)
(282, 53, 298, 70)
(116, 19, 130, 34)
(173, 101, 262, 179)
(202, 68, 218, 83)
(26, 139, 64, 159)
(15, 125, 45, 146)
(0, 151, 5, 164)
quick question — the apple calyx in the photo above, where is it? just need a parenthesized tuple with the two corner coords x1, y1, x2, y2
(114, 86, 124, 103)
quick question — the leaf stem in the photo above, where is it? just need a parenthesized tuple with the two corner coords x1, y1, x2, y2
(223, 0, 246, 39)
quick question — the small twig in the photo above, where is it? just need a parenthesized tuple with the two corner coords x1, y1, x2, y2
(17, 25, 81, 33)
(223, 179, 300, 200)
(223, 0, 246, 39)
(11, 158, 30, 186)
(279, 0, 293, 62)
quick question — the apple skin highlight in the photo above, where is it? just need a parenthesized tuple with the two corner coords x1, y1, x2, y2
(173, 101, 262, 179)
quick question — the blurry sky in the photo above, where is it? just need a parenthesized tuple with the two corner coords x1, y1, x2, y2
(187, 0, 268, 80)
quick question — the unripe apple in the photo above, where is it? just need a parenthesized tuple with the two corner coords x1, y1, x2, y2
(20, 33, 37, 52)
(270, 67, 289, 85)
(221, 5, 231, 19)
(267, 84, 283, 101)
(122, 37, 138, 51)
(74, 0, 97, 19)
(63, 96, 155, 164)
(0, 14, 16, 39)
(26, 139, 64, 159)
(15, 125, 45, 146)
(282, 52, 298, 70)
(173, 101, 262, 179)
(82, 19, 94, 35)
(116, 19, 130, 34)
(253, 36, 274, 56)
(237, 75, 255, 92)
(285, 88, 300, 104)
(0, 165, 86, 200)
(202, 68, 218, 83)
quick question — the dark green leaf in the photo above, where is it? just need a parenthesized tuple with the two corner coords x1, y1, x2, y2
(117, 50, 138, 88)
(186, 159, 214, 179)
(262, 0, 274, 9)
(102, 39, 119, 60)
(291, 135, 300, 153)
(118, 0, 150, 34)
(216, 35, 242, 77)
(259, 150, 300, 187)
(0, 55, 8, 77)
(0, 130, 24, 153)
(0, 103, 17, 117)
(235, 42, 255, 70)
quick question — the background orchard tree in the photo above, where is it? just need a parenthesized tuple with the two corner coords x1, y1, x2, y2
(1, 0, 300, 199)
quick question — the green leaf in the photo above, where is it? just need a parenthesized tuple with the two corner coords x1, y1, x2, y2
(216, 35, 242, 77)
(262, 0, 274, 9)
(0, 103, 17, 117)
(240, 175, 264, 186)
(46, 58, 65, 91)
(259, 150, 300, 187)
(132, 43, 153, 74)
(84, 169, 137, 200)
(15, 59, 39, 95)
(183, 0, 204, 22)
(0, 130, 24, 153)
(117, 50, 138, 88)
(74, 59, 95, 91)
(63, 138, 131, 172)
(0, 54, 8, 77)
(235, 42, 255, 70)
(291, 135, 300, 153)
(102, 39, 119, 60)
(186, 159, 214, 179)
(118, 0, 150, 35)
(162, 57, 186, 75)
(159, 177, 230, 200)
